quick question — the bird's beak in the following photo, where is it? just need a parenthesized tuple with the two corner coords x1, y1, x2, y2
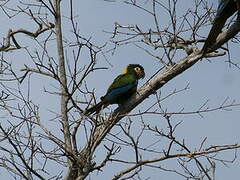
(139, 71, 145, 79)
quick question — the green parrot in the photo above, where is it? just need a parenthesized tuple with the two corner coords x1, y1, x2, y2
(84, 64, 145, 115)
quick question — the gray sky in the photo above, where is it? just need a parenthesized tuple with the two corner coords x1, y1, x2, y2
(0, 0, 239, 179)
(70, 1, 240, 179)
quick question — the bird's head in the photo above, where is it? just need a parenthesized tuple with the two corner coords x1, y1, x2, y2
(122, 64, 145, 79)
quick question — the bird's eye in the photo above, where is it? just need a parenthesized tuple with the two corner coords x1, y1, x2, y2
(134, 67, 141, 72)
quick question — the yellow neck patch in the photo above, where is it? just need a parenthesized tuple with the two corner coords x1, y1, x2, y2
(122, 67, 128, 74)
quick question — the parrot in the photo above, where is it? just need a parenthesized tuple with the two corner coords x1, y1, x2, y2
(201, 0, 240, 54)
(84, 64, 145, 115)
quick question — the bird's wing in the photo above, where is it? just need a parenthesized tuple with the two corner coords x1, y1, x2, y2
(107, 74, 136, 92)
(103, 74, 137, 101)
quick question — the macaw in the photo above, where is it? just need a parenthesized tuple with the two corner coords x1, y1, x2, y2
(84, 64, 145, 115)
(202, 0, 240, 54)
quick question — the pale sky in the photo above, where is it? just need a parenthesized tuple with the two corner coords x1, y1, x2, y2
(0, 0, 239, 179)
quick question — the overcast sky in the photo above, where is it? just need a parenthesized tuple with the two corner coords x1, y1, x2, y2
(0, 0, 239, 179)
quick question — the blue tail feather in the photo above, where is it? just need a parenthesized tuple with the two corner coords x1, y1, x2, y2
(104, 81, 137, 102)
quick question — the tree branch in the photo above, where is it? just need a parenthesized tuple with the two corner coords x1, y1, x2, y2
(87, 51, 203, 154)
(112, 144, 240, 180)
(0, 23, 54, 52)
(53, 0, 75, 179)
(210, 18, 240, 52)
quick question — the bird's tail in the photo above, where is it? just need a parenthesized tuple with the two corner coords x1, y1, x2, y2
(84, 101, 107, 115)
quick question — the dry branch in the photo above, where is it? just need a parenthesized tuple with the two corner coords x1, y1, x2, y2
(0, 23, 54, 52)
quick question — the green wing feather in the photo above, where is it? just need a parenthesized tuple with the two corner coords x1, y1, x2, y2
(84, 74, 137, 115)
(107, 73, 136, 92)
